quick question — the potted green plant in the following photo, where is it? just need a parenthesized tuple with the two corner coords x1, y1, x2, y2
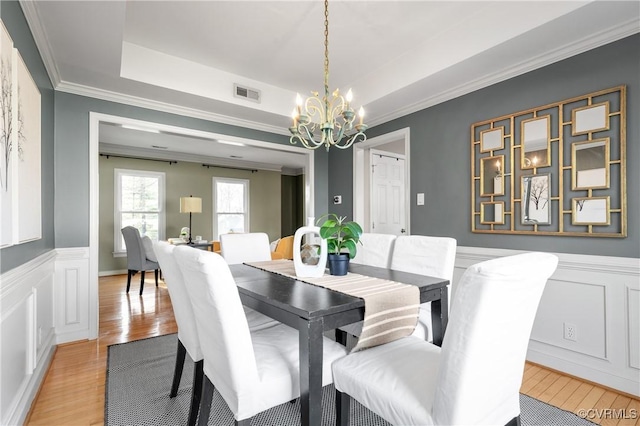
(317, 214, 363, 276)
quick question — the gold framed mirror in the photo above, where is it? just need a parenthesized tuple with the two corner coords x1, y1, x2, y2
(572, 138, 609, 190)
(521, 116, 550, 169)
(480, 127, 504, 153)
(480, 201, 504, 224)
(572, 196, 610, 225)
(471, 86, 625, 237)
(572, 102, 609, 136)
(480, 155, 504, 196)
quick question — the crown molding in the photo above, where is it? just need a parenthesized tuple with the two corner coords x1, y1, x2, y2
(19, 0, 61, 87)
(369, 18, 640, 128)
(57, 81, 290, 136)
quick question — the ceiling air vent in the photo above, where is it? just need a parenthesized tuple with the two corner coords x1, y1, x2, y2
(234, 84, 261, 103)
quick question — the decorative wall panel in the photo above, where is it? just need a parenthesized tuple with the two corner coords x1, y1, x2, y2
(471, 86, 626, 237)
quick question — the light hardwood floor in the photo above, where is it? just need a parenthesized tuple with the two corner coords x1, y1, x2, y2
(25, 275, 639, 425)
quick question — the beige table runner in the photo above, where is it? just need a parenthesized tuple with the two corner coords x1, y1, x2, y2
(245, 260, 419, 352)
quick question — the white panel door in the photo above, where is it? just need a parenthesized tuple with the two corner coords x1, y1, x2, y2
(371, 152, 405, 235)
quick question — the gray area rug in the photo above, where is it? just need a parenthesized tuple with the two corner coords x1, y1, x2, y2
(106, 334, 596, 426)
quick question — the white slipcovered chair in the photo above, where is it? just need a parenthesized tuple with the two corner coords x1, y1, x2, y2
(390, 235, 457, 342)
(121, 226, 159, 295)
(154, 242, 282, 425)
(332, 252, 558, 426)
(173, 246, 347, 426)
(219, 232, 272, 265)
(351, 233, 396, 268)
(153, 241, 204, 426)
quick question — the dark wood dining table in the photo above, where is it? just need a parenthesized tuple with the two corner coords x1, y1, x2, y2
(229, 262, 449, 426)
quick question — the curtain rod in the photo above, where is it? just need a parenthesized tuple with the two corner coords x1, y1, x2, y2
(202, 164, 258, 173)
(99, 153, 177, 165)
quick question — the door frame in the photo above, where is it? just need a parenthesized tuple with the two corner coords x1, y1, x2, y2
(353, 127, 410, 234)
(89, 112, 314, 338)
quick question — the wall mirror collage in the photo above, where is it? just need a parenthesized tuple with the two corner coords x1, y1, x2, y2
(471, 86, 626, 237)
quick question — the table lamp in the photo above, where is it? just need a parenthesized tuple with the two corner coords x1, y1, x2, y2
(179, 195, 202, 244)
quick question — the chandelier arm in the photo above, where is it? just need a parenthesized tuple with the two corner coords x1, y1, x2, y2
(333, 131, 367, 149)
(305, 97, 327, 123)
(291, 125, 324, 150)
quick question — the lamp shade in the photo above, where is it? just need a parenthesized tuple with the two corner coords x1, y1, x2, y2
(180, 196, 202, 213)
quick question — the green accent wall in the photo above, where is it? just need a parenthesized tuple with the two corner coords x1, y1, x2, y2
(99, 156, 281, 273)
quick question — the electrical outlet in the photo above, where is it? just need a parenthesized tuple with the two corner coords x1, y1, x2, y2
(38, 326, 42, 346)
(563, 322, 578, 341)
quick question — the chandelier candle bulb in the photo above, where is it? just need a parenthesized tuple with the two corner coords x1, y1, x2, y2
(296, 93, 302, 114)
(346, 89, 353, 106)
(359, 107, 365, 125)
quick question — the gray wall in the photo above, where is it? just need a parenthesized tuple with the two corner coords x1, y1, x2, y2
(329, 34, 639, 258)
(0, 1, 55, 273)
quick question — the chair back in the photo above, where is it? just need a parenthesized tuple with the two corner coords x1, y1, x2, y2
(153, 241, 202, 362)
(220, 232, 272, 265)
(273, 235, 294, 260)
(174, 246, 259, 410)
(432, 252, 558, 425)
(390, 235, 456, 282)
(121, 226, 146, 270)
(352, 233, 396, 268)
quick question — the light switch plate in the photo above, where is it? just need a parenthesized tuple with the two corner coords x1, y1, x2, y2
(417, 193, 425, 205)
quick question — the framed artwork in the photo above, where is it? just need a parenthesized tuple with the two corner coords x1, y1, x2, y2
(16, 51, 41, 243)
(521, 174, 551, 225)
(0, 20, 42, 248)
(1, 22, 14, 248)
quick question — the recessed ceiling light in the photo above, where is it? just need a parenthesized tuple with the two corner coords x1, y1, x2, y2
(218, 140, 245, 146)
(151, 145, 168, 149)
(121, 124, 160, 133)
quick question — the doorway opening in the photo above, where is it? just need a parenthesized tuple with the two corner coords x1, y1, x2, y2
(353, 128, 410, 234)
(88, 112, 314, 338)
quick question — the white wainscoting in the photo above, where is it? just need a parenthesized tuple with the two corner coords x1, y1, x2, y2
(0, 251, 56, 426)
(455, 246, 640, 397)
(54, 247, 91, 344)
(0, 247, 91, 425)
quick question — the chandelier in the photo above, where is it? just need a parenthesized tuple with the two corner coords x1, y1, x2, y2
(289, 0, 367, 151)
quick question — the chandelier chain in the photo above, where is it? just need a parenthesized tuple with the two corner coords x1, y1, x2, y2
(324, 0, 330, 103)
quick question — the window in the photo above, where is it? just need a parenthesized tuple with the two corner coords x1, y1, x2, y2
(114, 169, 165, 254)
(213, 178, 249, 239)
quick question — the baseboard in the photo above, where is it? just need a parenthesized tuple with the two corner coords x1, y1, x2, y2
(99, 269, 127, 277)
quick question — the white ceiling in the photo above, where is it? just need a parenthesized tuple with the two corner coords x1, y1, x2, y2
(21, 0, 639, 171)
